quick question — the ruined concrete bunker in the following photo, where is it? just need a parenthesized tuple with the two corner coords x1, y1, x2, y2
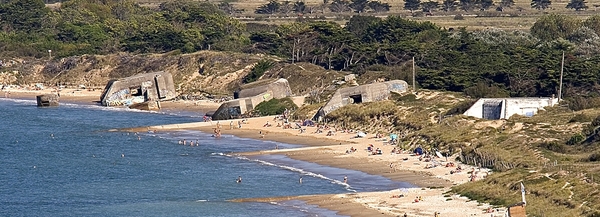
(100, 71, 176, 108)
(314, 80, 409, 120)
(212, 78, 292, 120)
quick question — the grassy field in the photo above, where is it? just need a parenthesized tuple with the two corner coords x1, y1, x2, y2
(135, 0, 600, 30)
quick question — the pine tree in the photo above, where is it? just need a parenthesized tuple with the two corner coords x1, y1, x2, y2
(531, 0, 551, 10)
(566, 0, 588, 10)
(404, 0, 421, 12)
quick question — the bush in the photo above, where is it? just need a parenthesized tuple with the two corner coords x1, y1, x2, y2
(539, 141, 566, 153)
(569, 114, 591, 123)
(585, 152, 600, 162)
(254, 97, 298, 116)
(445, 100, 477, 116)
(243, 59, 275, 83)
(391, 92, 417, 102)
(568, 96, 600, 111)
(454, 14, 464, 20)
(566, 134, 585, 145)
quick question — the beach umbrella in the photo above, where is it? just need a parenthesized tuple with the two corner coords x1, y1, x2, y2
(390, 134, 398, 140)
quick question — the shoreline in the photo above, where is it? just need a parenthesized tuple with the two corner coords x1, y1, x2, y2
(3, 89, 500, 216)
(127, 116, 500, 216)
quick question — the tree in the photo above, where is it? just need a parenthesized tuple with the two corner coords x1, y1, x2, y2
(480, 0, 494, 10)
(531, 0, 551, 10)
(421, 1, 439, 13)
(346, 15, 381, 38)
(460, 0, 476, 11)
(367, 1, 391, 13)
(279, 1, 294, 16)
(496, 0, 514, 11)
(255, 1, 281, 14)
(583, 15, 600, 36)
(404, 0, 421, 12)
(566, 0, 588, 10)
(293, 1, 307, 14)
(218, 2, 244, 15)
(0, 0, 49, 32)
(329, 0, 352, 12)
(530, 14, 582, 41)
(441, 0, 458, 11)
(349, 0, 369, 13)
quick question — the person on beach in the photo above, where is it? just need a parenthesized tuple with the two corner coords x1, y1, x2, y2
(236, 176, 242, 183)
(343, 176, 347, 183)
(238, 120, 242, 129)
(230, 121, 233, 129)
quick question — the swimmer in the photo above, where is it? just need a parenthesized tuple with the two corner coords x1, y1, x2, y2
(190, 141, 194, 146)
(196, 140, 199, 146)
(121, 154, 125, 158)
(299, 176, 303, 184)
(183, 139, 186, 145)
(137, 136, 141, 140)
(236, 176, 242, 183)
(343, 176, 347, 183)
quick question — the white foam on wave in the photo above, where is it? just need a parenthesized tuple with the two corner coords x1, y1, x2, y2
(234, 155, 356, 192)
(210, 152, 232, 157)
(0, 98, 36, 105)
(196, 199, 208, 202)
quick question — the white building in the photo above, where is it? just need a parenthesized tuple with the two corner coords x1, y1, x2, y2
(464, 97, 559, 120)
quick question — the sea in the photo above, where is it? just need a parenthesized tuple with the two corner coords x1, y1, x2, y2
(0, 98, 414, 217)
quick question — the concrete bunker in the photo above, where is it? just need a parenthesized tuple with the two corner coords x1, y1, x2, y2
(212, 78, 292, 120)
(463, 97, 558, 120)
(36, 94, 59, 107)
(313, 80, 409, 120)
(100, 71, 176, 110)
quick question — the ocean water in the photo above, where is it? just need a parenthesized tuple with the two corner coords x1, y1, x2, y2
(0, 99, 413, 217)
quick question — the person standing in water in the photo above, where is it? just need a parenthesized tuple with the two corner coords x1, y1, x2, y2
(299, 176, 303, 184)
(343, 176, 347, 183)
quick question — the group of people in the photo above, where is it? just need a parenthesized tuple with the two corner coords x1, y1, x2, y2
(367, 144, 383, 155)
(178, 139, 199, 146)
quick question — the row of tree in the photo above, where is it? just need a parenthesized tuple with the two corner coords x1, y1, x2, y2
(2, 0, 600, 101)
(405, 0, 590, 13)
(251, 0, 391, 15)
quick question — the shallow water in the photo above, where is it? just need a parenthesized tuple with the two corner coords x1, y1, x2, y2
(0, 99, 409, 216)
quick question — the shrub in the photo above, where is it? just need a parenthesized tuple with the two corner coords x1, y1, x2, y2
(569, 114, 591, 123)
(254, 97, 298, 116)
(391, 92, 417, 102)
(585, 153, 600, 162)
(454, 14, 464, 20)
(243, 59, 275, 83)
(566, 134, 585, 145)
(445, 100, 477, 116)
(539, 141, 566, 153)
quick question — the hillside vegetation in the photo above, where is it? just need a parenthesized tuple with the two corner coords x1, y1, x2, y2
(320, 90, 600, 216)
(3, 0, 600, 103)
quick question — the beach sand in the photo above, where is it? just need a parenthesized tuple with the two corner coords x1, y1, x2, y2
(136, 116, 501, 217)
(3, 87, 501, 216)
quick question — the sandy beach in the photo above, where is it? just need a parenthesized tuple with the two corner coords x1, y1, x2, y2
(135, 116, 502, 217)
(3, 87, 502, 216)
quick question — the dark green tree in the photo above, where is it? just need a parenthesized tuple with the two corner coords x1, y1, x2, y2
(583, 15, 600, 36)
(460, 0, 476, 11)
(566, 0, 588, 10)
(346, 15, 381, 38)
(421, 1, 440, 13)
(293, 1, 307, 13)
(367, 1, 391, 12)
(442, 0, 458, 11)
(480, 0, 494, 10)
(0, 0, 48, 32)
(496, 0, 514, 11)
(218, 2, 244, 15)
(349, 0, 369, 13)
(404, 0, 421, 12)
(256, 1, 281, 14)
(531, 0, 551, 10)
(531, 14, 582, 41)
(329, 0, 352, 12)
(279, 1, 293, 16)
